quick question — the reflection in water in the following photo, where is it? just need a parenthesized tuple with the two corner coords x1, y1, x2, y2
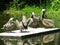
(41, 35, 44, 45)
(43, 34, 55, 43)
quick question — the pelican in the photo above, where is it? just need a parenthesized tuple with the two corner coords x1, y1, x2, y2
(13, 15, 27, 32)
(14, 19, 24, 32)
(14, 15, 33, 32)
(40, 9, 55, 27)
(22, 15, 34, 29)
(30, 12, 40, 28)
(1, 17, 14, 30)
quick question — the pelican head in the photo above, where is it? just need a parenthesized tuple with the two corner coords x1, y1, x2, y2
(42, 9, 45, 12)
(8, 17, 14, 23)
(42, 9, 46, 15)
(9, 17, 14, 21)
(41, 9, 46, 19)
(31, 12, 35, 18)
(32, 12, 35, 15)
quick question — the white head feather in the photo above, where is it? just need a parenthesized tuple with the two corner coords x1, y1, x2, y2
(42, 9, 46, 12)
(32, 12, 35, 15)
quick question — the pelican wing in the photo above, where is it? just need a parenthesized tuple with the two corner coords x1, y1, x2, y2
(42, 19, 55, 27)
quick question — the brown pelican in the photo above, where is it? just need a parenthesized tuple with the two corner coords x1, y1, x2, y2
(14, 15, 33, 32)
(14, 19, 24, 32)
(1, 17, 14, 30)
(30, 12, 40, 28)
(22, 15, 34, 29)
(40, 9, 55, 27)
